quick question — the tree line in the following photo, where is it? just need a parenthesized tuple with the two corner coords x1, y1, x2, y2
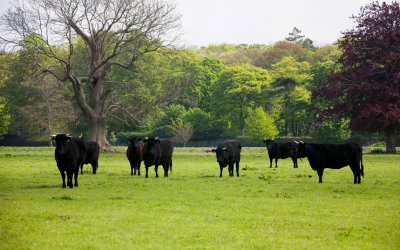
(0, 0, 398, 153)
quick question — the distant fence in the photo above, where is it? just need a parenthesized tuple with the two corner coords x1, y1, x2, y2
(1, 135, 399, 148)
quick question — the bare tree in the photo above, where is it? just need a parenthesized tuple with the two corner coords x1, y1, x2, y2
(0, 0, 185, 151)
(15, 74, 77, 146)
(172, 121, 193, 147)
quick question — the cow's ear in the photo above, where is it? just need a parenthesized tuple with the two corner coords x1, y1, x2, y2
(138, 139, 142, 142)
(143, 140, 148, 143)
(271, 140, 274, 143)
(211, 148, 216, 153)
(156, 140, 160, 143)
(127, 139, 131, 143)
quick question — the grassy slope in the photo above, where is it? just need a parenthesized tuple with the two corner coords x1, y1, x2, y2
(0, 147, 399, 249)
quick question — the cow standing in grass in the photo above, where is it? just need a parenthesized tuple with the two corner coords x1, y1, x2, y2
(52, 134, 87, 188)
(80, 141, 100, 174)
(142, 137, 173, 178)
(126, 137, 143, 176)
(295, 141, 364, 184)
(212, 140, 241, 177)
(262, 139, 298, 168)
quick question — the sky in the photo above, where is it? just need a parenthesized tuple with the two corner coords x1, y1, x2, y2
(0, 0, 383, 47)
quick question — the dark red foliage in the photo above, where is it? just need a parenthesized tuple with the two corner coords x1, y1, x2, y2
(313, 1, 400, 133)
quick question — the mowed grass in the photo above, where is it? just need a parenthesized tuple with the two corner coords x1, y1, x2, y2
(0, 147, 399, 249)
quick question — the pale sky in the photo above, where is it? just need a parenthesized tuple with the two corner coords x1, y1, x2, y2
(0, 0, 382, 47)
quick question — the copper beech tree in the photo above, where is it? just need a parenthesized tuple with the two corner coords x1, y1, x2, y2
(313, 1, 400, 153)
(0, 0, 185, 151)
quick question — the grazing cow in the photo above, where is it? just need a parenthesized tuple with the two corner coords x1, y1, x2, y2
(262, 139, 298, 168)
(126, 137, 143, 176)
(142, 137, 173, 178)
(212, 140, 241, 177)
(80, 141, 100, 174)
(295, 141, 364, 184)
(51, 134, 87, 188)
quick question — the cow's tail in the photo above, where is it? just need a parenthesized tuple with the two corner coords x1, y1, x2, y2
(361, 153, 364, 177)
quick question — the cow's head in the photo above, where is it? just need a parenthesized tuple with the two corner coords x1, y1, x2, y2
(51, 134, 71, 155)
(212, 146, 228, 163)
(263, 138, 274, 149)
(143, 137, 159, 155)
(127, 137, 142, 148)
(295, 140, 307, 158)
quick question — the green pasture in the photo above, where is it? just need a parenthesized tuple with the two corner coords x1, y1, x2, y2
(0, 147, 399, 249)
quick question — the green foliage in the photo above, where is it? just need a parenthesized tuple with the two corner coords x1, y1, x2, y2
(369, 141, 386, 147)
(309, 118, 351, 143)
(210, 64, 272, 135)
(181, 108, 213, 130)
(0, 97, 10, 139)
(243, 107, 278, 145)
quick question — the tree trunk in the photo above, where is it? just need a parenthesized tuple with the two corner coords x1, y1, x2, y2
(87, 116, 115, 152)
(385, 124, 397, 153)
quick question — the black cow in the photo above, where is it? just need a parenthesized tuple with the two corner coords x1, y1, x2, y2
(142, 137, 173, 178)
(80, 141, 100, 174)
(51, 134, 87, 188)
(262, 139, 298, 168)
(212, 140, 241, 177)
(295, 141, 364, 184)
(126, 137, 143, 176)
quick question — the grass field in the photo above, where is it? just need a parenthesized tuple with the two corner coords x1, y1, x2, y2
(0, 146, 399, 249)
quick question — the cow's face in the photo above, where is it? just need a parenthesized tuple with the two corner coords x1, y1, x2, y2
(212, 147, 228, 163)
(295, 141, 307, 158)
(263, 139, 274, 149)
(51, 134, 71, 155)
(127, 137, 142, 148)
(143, 137, 160, 155)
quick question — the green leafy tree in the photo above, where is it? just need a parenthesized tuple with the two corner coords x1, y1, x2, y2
(210, 64, 271, 136)
(0, 97, 10, 139)
(243, 107, 278, 145)
(309, 118, 351, 143)
(270, 57, 312, 135)
(180, 108, 213, 130)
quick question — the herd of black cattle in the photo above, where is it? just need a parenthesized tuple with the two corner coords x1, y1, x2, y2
(50, 134, 364, 189)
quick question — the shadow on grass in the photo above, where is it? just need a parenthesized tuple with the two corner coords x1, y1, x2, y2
(23, 184, 60, 189)
(197, 175, 216, 178)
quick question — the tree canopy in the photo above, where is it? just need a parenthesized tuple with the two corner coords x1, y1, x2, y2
(312, 1, 400, 153)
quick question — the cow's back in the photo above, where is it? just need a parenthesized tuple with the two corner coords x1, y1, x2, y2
(307, 142, 361, 169)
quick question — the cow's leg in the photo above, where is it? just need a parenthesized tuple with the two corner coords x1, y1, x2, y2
(269, 157, 272, 168)
(219, 163, 223, 177)
(163, 164, 168, 177)
(145, 165, 149, 178)
(170, 160, 172, 173)
(350, 165, 361, 184)
(130, 161, 135, 176)
(80, 164, 84, 175)
(236, 161, 240, 177)
(275, 158, 278, 168)
(137, 162, 141, 176)
(92, 161, 98, 174)
(155, 165, 159, 178)
(67, 170, 74, 188)
(317, 169, 324, 183)
(74, 163, 80, 187)
(292, 157, 298, 168)
(228, 164, 232, 177)
(59, 169, 66, 188)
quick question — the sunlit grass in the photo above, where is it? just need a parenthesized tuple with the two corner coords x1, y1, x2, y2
(0, 147, 399, 249)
